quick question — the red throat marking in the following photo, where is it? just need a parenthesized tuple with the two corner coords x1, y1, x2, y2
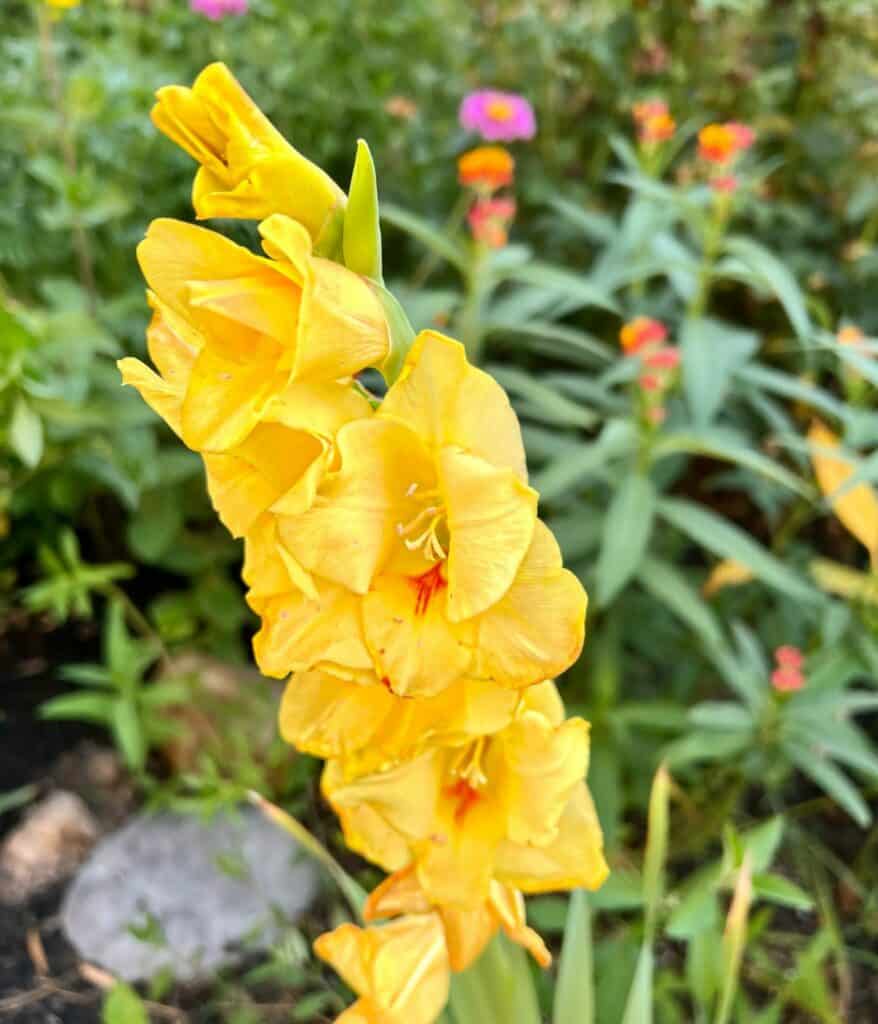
(408, 562, 447, 616)
(447, 779, 481, 823)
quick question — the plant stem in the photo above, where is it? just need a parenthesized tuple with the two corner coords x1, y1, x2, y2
(687, 195, 730, 320)
(102, 582, 170, 668)
(457, 242, 489, 365)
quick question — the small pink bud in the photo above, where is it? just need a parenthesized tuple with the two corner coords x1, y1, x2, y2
(774, 645, 803, 670)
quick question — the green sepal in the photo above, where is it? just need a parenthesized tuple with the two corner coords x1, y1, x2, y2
(343, 139, 383, 282)
(370, 282, 416, 387)
(313, 203, 346, 262)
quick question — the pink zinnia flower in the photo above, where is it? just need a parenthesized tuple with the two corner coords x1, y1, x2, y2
(190, 0, 247, 20)
(459, 90, 536, 142)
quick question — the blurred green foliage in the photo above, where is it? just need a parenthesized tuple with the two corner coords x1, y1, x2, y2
(3, 0, 878, 1020)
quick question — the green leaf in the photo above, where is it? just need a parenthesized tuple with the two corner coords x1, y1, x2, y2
(9, 396, 44, 468)
(720, 236, 811, 340)
(381, 203, 467, 271)
(102, 982, 148, 1024)
(621, 944, 654, 1024)
(596, 473, 656, 606)
(554, 890, 594, 1024)
(785, 744, 870, 827)
(489, 366, 598, 429)
(535, 420, 637, 502)
(657, 497, 820, 604)
(652, 427, 810, 497)
(127, 491, 184, 563)
(343, 139, 383, 281)
(742, 817, 784, 873)
(643, 764, 671, 943)
(637, 557, 726, 654)
(664, 729, 753, 767)
(736, 364, 847, 420)
(111, 697, 146, 772)
(39, 692, 115, 724)
(752, 873, 813, 911)
(679, 318, 757, 427)
(689, 702, 754, 731)
(504, 262, 620, 315)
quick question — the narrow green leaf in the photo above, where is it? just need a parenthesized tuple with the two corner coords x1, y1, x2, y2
(489, 366, 598, 429)
(714, 855, 753, 1024)
(643, 764, 671, 942)
(751, 873, 813, 911)
(679, 318, 757, 427)
(785, 745, 870, 826)
(343, 139, 383, 281)
(721, 236, 811, 340)
(504, 262, 620, 314)
(637, 557, 726, 654)
(658, 497, 820, 603)
(689, 702, 754, 732)
(596, 474, 656, 606)
(535, 421, 637, 502)
(248, 791, 367, 918)
(112, 698, 146, 772)
(736, 364, 847, 420)
(39, 692, 115, 723)
(554, 890, 594, 1024)
(621, 944, 654, 1024)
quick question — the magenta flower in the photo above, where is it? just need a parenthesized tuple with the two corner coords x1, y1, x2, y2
(459, 90, 536, 142)
(190, 0, 248, 20)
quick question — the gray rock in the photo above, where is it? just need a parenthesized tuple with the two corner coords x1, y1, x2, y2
(62, 806, 319, 981)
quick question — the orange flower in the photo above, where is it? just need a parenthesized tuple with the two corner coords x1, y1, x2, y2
(619, 316, 668, 355)
(457, 146, 515, 192)
(771, 645, 805, 693)
(837, 324, 865, 347)
(633, 99, 676, 145)
(698, 122, 755, 165)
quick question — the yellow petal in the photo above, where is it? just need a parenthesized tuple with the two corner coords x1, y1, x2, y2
(488, 883, 552, 969)
(413, 780, 506, 908)
(380, 330, 527, 479)
(703, 559, 754, 598)
(363, 569, 475, 698)
(498, 712, 590, 846)
(326, 750, 442, 851)
(203, 424, 329, 537)
(495, 783, 609, 894)
(243, 514, 307, 599)
(181, 344, 287, 451)
(262, 378, 372, 440)
(314, 914, 449, 1024)
(118, 357, 184, 438)
(437, 900, 498, 972)
(473, 520, 587, 688)
(279, 420, 431, 594)
(152, 63, 345, 242)
(321, 761, 413, 873)
(280, 670, 516, 768)
(440, 447, 537, 621)
(137, 218, 295, 352)
(809, 419, 878, 565)
(250, 580, 371, 680)
(364, 867, 432, 921)
(260, 216, 390, 381)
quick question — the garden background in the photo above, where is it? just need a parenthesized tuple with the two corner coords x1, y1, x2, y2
(3, 0, 878, 1021)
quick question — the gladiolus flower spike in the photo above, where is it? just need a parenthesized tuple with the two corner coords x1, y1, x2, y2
(120, 64, 606, 1024)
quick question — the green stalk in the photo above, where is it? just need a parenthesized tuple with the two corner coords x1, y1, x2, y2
(457, 242, 490, 365)
(687, 194, 731, 321)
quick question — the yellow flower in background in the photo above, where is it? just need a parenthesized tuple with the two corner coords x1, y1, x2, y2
(266, 331, 587, 697)
(809, 419, 878, 568)
(46, 0, 80, 8)
(152, 63, 346, 246)
(703, 559, 754, 598)
(365, 867, 550, 972)
(314, 913, 450, 1024)
(323, 682, 607, 907)
(278, 669, 517, 771)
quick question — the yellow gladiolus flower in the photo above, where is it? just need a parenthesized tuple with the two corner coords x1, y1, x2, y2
(119, 291, 373, 539)
(265, 331, 587, 696)
(365, 867, 550, 972)
(323, 682, 607, 907)
(703, 559, 754, 598)
(314, 913, 450, 1024)
(126, 214, 386, 454)
(278, 669, 517, 771)
(152, 63, 346, 247)
(809, 419, 878, 568)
